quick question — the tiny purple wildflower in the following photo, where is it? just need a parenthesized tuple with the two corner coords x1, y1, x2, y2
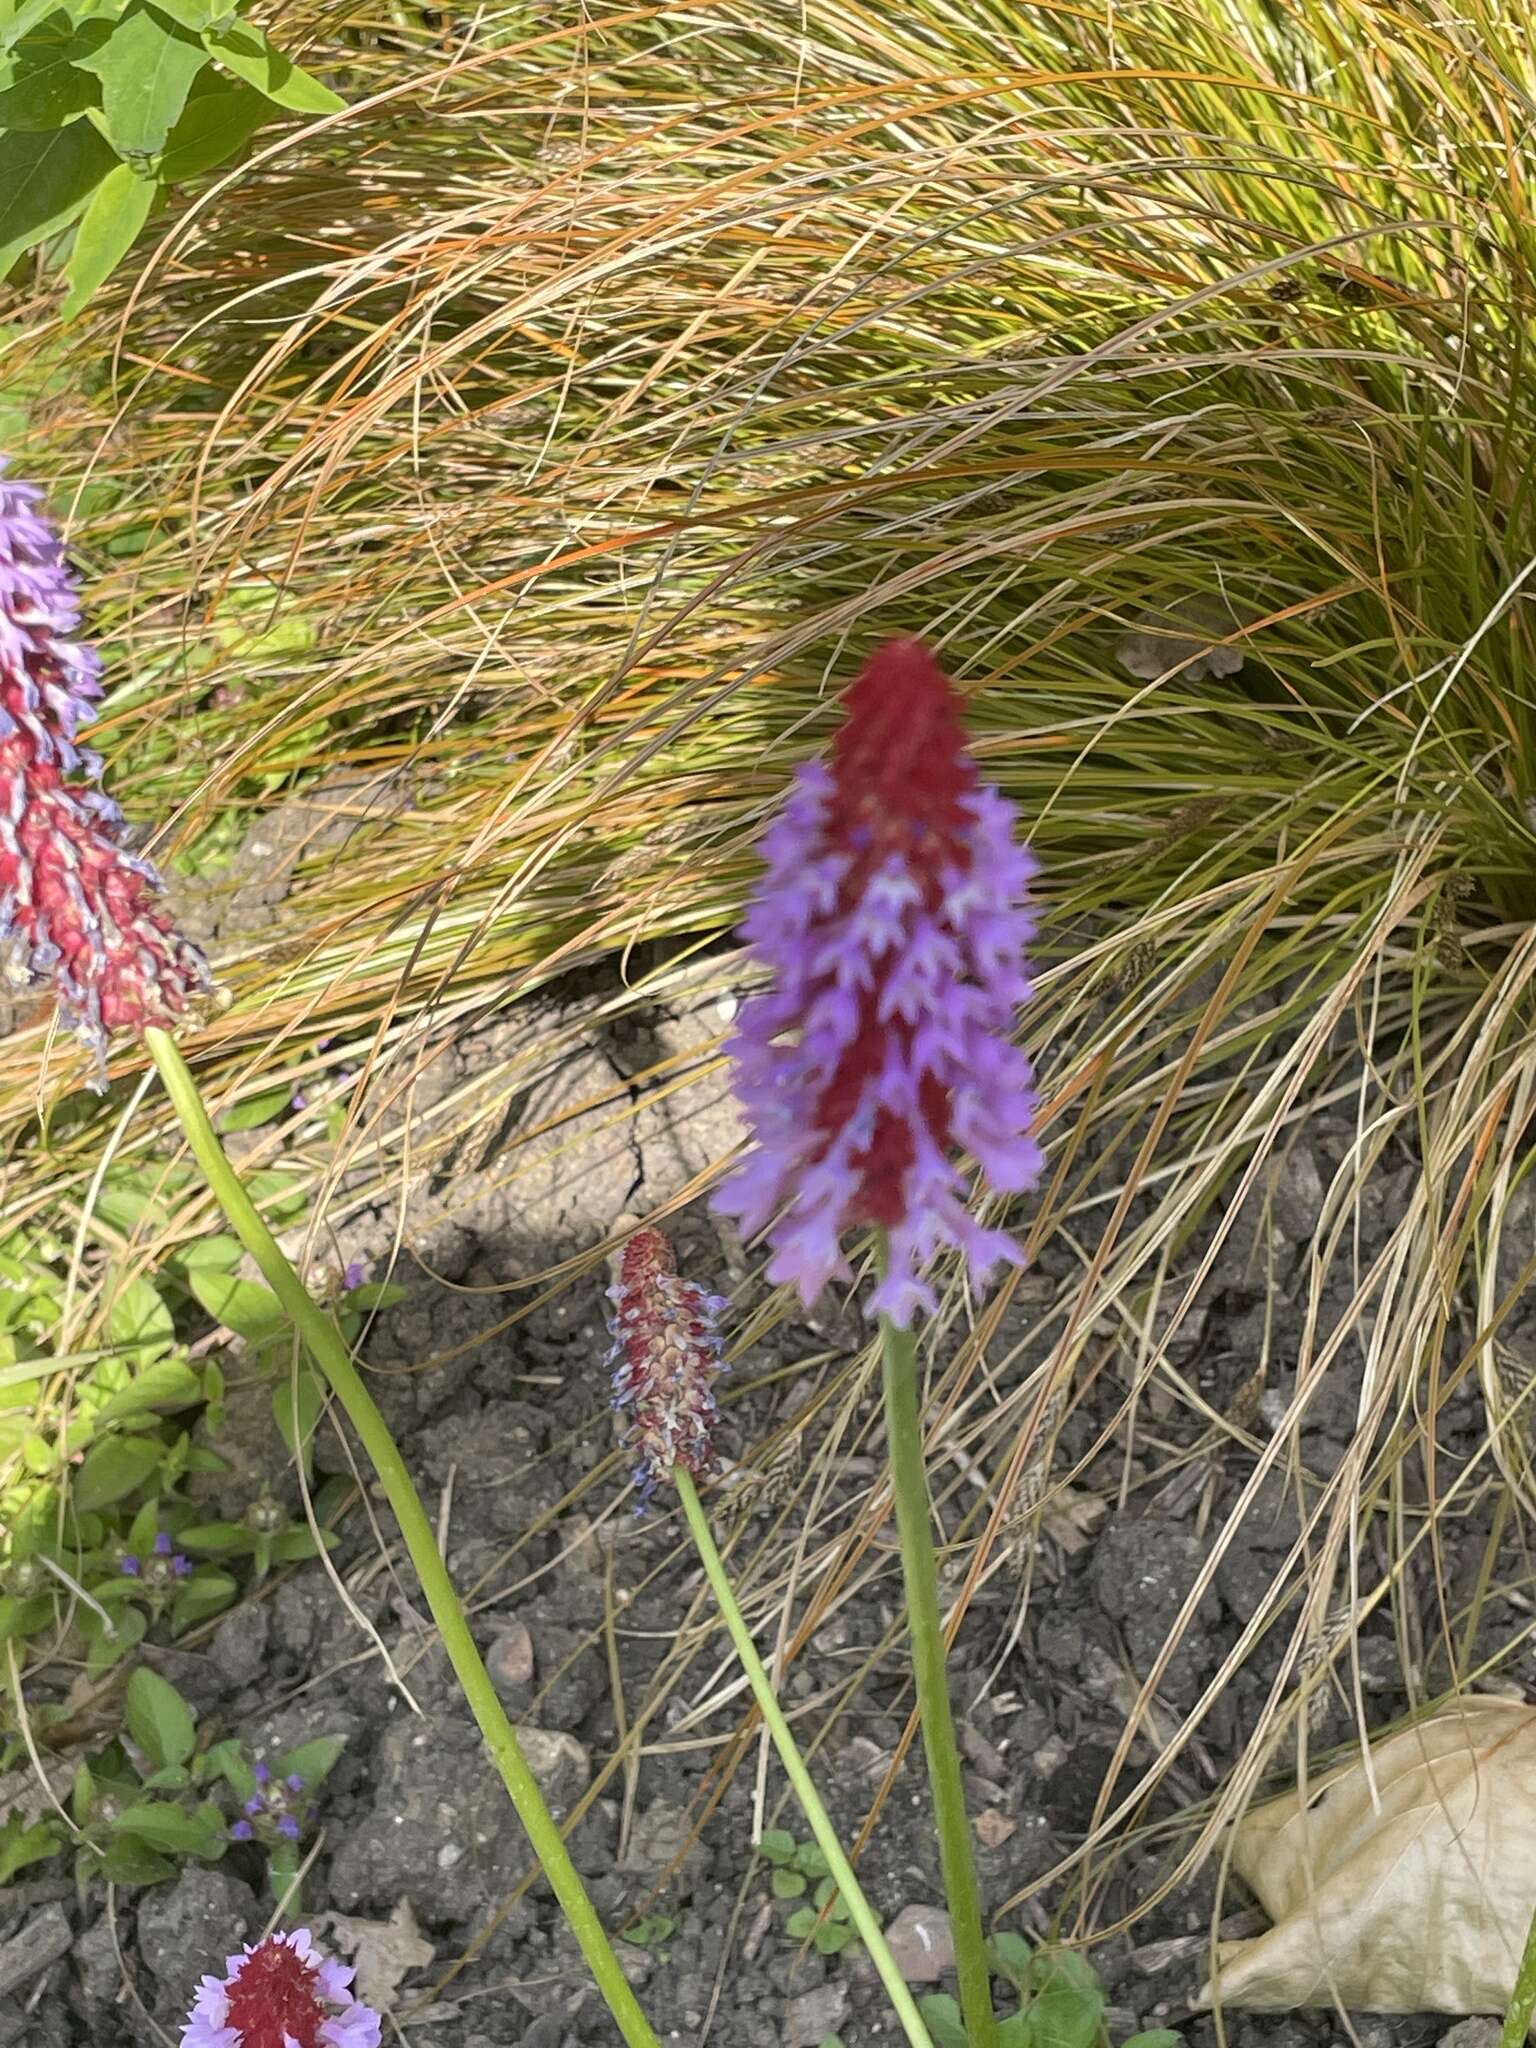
(607, 1229, 728, 1509)
(118, 1553, 142, 1577)
(286, 1773, 304, 1795)
(713, 637, 1043, 1326)
(179, 1927, 380, 2048)
(244, 1794, 265, 1818)
(342, 1260, 367, 1293)
(152, 1531, 172, 1555)
(228, 1818, 254, 1842)
(277, 1814, 300, 1840)
(253, 1761, 271, 1785)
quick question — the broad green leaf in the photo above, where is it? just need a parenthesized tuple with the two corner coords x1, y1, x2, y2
(72, 1762, 95, 1825)
(110, 1800, 225, 1855)
(999, 2019, 1031, 2048)
(0, 1810, 62, 1885)
(757, 1829, 795, 1863)
(272, 1734, 345, 1788)
(784, 1908, 818, 1941)
(0, 0, 68, 52)
(918, 1996, 969, 2048)
(93, 1358, 200, 1425)
(0, 1594, 53, 1642)
(127, 1499, 161, 1555)
(771, 1867, 805, 1898)
(72, 1432, 162, 1511)
(61, 157, 154, 313)
(125, 1666, 196, 1769)
(794, 1843, 829, 1878)
(74, 2, 208, 155)
(1122, 2032, 1184, 2047)
(84, 1601, 145, 1677)
(345, 1282, 408, 1311)
(203, 1741, 257, 1802)
(150, 0, 228, 27)
(989, 1931, 1035, 1991)
(1026, 1978, 1103, 2048)
(173, 1234, 243, 1273)
(246, 1170, 306, 1223)
(140, 1763, 190, 1790)
(188, 1267, 285, 1342)
(201, 20, 340, 112)
(170, 1571, 236, 1630)
(175, 1521, 247, 1553)
(813, 1921, 855, 1955)
(0, 17, 102, 130)
(0, 118, 115, 275)
(218, 1082, 295, 1132)
(105, 1272, 175, 1355)
(94, 1835, 175, 1884)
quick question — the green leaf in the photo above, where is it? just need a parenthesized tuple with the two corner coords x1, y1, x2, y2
(245, 1170, 306, 1224)
(1, 0, 69, 53)
(757, 1828, 795, 1864)
(188, 1268, 285, 1343)
(204, 1742, 256, 1803)
(150, 0, 228, 27)
(94, 1835, 175, 1884)
(72, 1432, 163, 1511)
(201, 20, 340, 112)
(85, 1602, 145, 1677)
(0, 18, 102, 131)
(1026, 1967, 1104, 2048)
(812, 1875, 837, 1911)
(272, 1363, 324, 1466)
(74, 2, 208, 155)
(345, 1281, 408, 1311)
(918, 1996, 970, 2048)
(813, 1922, 855, 1956)
(173, 1234, 244, 1274)
(125, 1666, 195, 1769)
(112, 1798, 225, 1857)
(61, 152, 153, 311)
(989, 1931, 1035, 1991)
(271, 1734, 345, 1789)
(999, 2018, 1032, 2048)
(268, 1525, 335, 1562)
(771, 1867, 806, 1899)
(93, 1357, 200, 1425)
(218, 1082, 294, 1133)
(140, 1763, 190, 1790)
(794, 1842, 830, 1878)
(784, 1908, 818, 1941)
(0, 1809, 61, 1884)
(1121, 2033, 1183, 2048)
(170, 1572, 236, 1630)
(175, 1521, 248, 1554)
(0, 118, 116, 275)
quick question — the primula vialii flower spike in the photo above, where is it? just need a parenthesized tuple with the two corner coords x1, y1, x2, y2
(0, 462, 213, 1084)
(714, 637, 1042, 1327)
(179, 1928, 380, 2048)
(607, 1228, 729, 1509)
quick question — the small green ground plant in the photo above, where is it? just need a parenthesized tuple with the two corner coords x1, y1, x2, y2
(758, 1829, 860, 1957)
(921, 1937, 1181, 2048)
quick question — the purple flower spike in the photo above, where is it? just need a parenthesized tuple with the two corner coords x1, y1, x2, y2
(179, 1927, 380, 2048)
(118, 1554, 141, 1577)
(172, 1553, 192, 1577)
(607, 1229, 727, 1508)
(0, 462, 215, 1084)
(229, 1818, 254, 1842)
(152, 1531, 172, 1555)
(712, 638, 1043, 1326)
(342, 1260, 367, 1292)
(286, 1773, 304, 1794)
(253, 1761, 271, 1786)
(277, 1814, 300, 1840)
(243, 1795, 264, 1818)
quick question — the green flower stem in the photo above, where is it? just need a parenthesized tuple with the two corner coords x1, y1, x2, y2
(1502, 1899, 1536, 2048)
(879, 1308, 997, 2048)
(144, 1028, 660, 2048)
(674, 1468, 934, 2048)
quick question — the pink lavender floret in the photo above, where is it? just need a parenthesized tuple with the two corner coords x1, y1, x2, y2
(0, 460, 213, 1082)
(607, 1229, 728, 1509)
(713, 637, 1042, 1327)
(179, 1928, 380, 2048)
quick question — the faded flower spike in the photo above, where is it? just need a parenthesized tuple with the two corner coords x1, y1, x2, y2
(714, 638, 1042, 1327)
(607, 1228, 728, 1508)
(0, 462, 213, 1082)
(179, 1927, 380, 2048)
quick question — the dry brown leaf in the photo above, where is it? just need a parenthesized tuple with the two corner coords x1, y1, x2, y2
(318, 1898, 434, 2012)
(1201, 1697, 1536, 2017)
